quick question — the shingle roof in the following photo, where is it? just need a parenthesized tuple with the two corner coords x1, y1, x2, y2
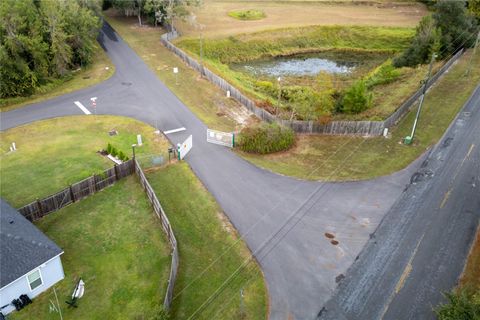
(0, 199, 63, 288)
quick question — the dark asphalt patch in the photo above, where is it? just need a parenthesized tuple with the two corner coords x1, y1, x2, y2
(442, 137, 453, 148)
(410, 169, 434, 184)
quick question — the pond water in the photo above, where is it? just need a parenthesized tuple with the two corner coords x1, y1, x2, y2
(230, 52, 382, 77)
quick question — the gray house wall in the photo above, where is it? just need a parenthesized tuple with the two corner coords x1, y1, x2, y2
(0, 254, 64, 315)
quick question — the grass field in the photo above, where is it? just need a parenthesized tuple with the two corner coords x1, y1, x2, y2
(147, 164, 267, 319)
(176, 0, 426, 38)
(10, 177, 171, 320)
(239, 50, 480, 181)
(0, 116, 170, 207)
(0, 43, 115, 112)
(177, 25, 414, 63)
(105, 14, 239, 132)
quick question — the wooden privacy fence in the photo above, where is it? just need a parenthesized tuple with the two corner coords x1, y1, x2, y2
(18, 160, 135, 222)
(134, 159, 179, 310)
(17, 158, 179, 310)
(160, 31, 464, 136)
(383, 49, 464, 128)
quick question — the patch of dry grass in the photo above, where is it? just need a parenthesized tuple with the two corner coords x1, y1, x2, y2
(176, 0, 427, 38)
(460, 226, 480, 290)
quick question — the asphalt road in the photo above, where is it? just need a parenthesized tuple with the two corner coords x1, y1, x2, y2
(3, 22, 472, 320)
(319, 87, 480, 320)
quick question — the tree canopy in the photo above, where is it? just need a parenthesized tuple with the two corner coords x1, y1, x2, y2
(0, 0, 101, 98)
(108, 0, 201, 29)
(394, 0, 478, 67)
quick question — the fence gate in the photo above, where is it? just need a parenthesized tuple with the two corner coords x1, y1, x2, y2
(177, 135, 193, 160)
(206, 129, 235, 148)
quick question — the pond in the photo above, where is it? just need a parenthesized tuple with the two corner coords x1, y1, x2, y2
(230, 52, 388, 78)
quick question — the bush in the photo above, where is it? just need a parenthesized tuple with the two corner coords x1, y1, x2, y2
(106, 143, 113, 155)
(110, 146, 118, 157)
(435, 289, 480, 320)
(238, 123, 295, 154)
(255, 80, 276, 96)
(365, 60, 401, 87)
(117, 150, 126, 161)
(339, 81, 373, 114)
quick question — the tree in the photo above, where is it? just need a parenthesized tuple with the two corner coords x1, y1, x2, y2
(41, 1, 72, 76)
(0, 0, 101, 98)
(394, 15, 441, 67)
(144, 0, 166, 27)
(469, 0, 480, 19)
(434, 0, 478, 57)
(112, 0, 144, 26)
(62, 1, 101, 66)
(0, 0, 49, 97)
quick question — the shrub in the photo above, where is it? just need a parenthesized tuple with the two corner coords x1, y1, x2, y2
(435, 289, 480, 320)
(110, 146, 118, 157)
(255, 80, 276, 96)
(238, 123, 295, 154)
(339, 81, 373, 114)
(106, 143, 113, 154)
(365, 60, 401, 87)
(117, 151, 128, 161)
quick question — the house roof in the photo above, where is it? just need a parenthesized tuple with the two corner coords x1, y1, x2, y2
(0, 199, 63, 288)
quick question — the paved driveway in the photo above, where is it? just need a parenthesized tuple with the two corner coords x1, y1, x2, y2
(1, 23, 423, 319)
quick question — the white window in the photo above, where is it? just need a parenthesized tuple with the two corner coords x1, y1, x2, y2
(27, 269, 43, 291)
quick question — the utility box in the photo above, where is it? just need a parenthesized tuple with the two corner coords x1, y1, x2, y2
(404, 136, 413, 145)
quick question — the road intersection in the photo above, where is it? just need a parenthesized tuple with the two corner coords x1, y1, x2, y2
(2, 23, 478, 320)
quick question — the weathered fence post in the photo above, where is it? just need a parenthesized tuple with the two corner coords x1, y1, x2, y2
(69, 185, 75, 203)
(114, 164, 119, 181)
(36, 199, 43, 221)
(91, 174, 97, 193)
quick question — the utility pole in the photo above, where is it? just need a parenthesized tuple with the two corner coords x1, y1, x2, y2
(465, 31, 480, 76)
(404, 52, 436, 145)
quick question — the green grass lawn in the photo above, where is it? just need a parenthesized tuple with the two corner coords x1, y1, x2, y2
(10, 176, 171, 320)
(239, 50, 480, 181)
(0, 43, 115, 112)
(105, 14, 237, 132)
(0, 116, 170, 207)
(1, 115, 267, 319)
(147, 164, 267, 319)
(177, 25, 414, 64)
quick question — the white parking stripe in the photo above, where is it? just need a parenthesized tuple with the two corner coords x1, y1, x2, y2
(74, 101, 91, 115)
(164, 127, 186, 134)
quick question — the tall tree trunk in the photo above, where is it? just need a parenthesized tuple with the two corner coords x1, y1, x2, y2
(137, 12, 142, 26)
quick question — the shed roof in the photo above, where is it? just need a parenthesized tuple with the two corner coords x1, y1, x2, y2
(0, 199, 63, 288)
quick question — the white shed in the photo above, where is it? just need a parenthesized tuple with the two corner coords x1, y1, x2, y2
(0, 199, 65, 316)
